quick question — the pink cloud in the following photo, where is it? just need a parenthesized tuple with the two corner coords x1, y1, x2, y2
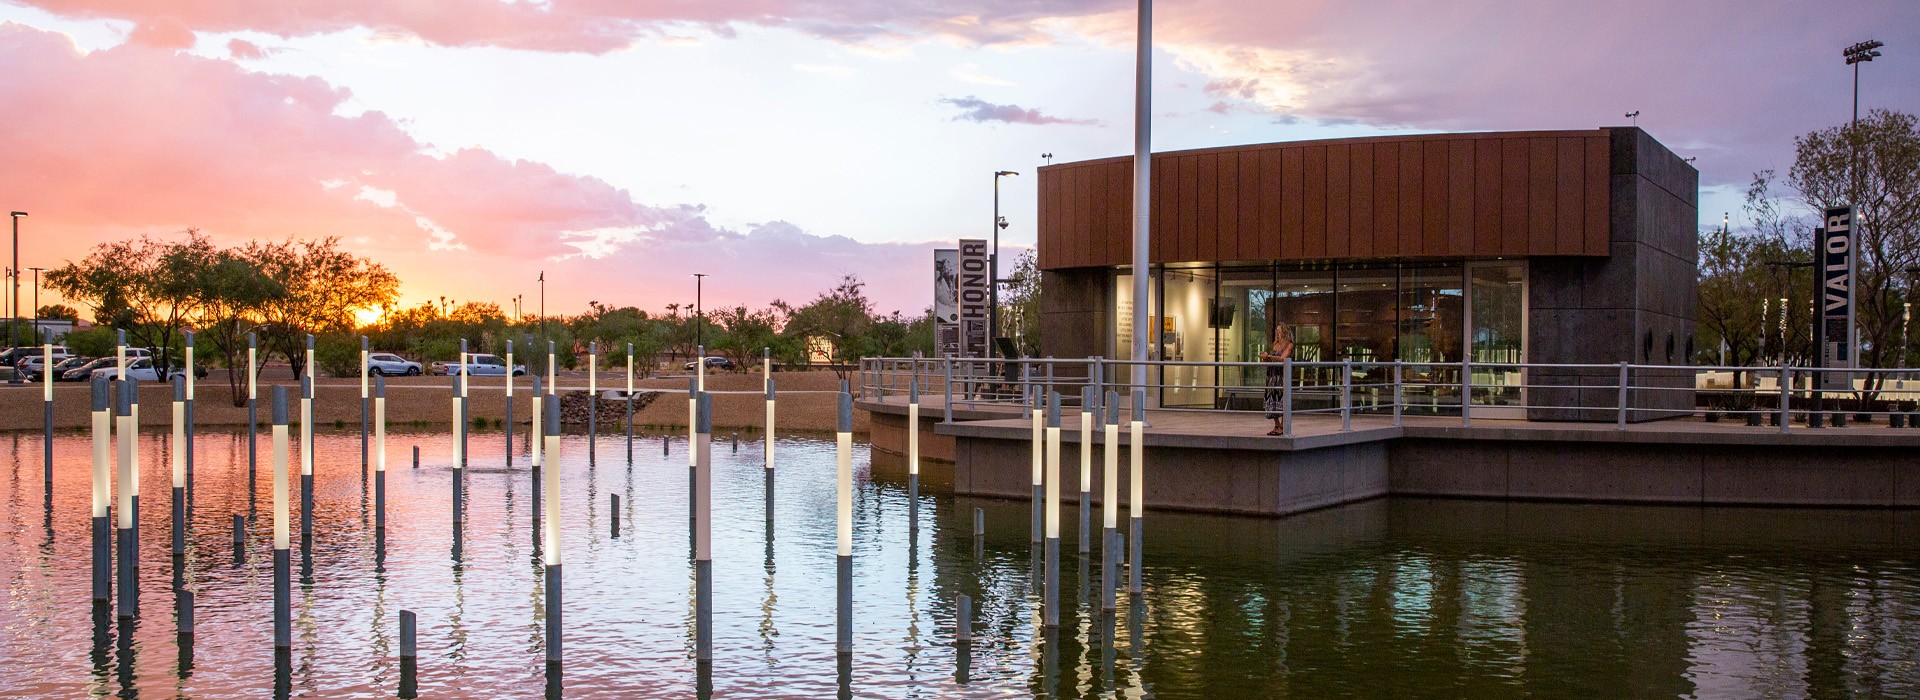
(0, 23, 940, 315)
(125, 14, 193, 48)
(226, 37, 270, 59)
(941, 96, 1100, 126)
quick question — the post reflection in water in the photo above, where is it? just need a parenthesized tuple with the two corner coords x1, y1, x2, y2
(1, 426, 1919, 697)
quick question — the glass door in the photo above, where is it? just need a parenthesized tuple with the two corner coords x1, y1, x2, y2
(1467, 261, 1527, 418)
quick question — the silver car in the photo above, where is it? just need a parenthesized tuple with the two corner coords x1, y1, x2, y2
(367, 352, 423, 376)
(444, 353, 527, 377)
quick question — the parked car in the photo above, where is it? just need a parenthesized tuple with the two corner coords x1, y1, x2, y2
(367, 352, 423, 376)
(684, 356, 736, 371)
(442, 353, 527, 377)
(62, 357, 116, 381)
(89, 357, 200, 383)
(17, 352, 80, 381)
(0, 345, 71, 367)
(36, 356, 94, 382)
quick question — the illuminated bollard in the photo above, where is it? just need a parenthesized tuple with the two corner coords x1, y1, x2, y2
(90, 377, 110, 603)
(42, 344, 53, 494)
(375, 375, 388, 538)
(1129, 399, 1145, 595)
(1030, 389, 1043, 544)
(543, 395, 563, 667)
(171, 377, 187, 557)
(531, 375, 544, 535)
(450, 358, 464, 528)
(626, 343, 635, 460)
(360, 336, 369, 477)
(694, 392, 714, 662)
(1044, 391, 1062, 628)
(1079, 385, 1095, 555)
(271, 386, 292, 650)
(300, 336, 315, 543)
(1103, 391, 1120, 611)
(765, 378, 776, 523)
(247, 332, 258, 483)
(836, 390, 854, 656)
(505, 340, 515, 464)
(116, 376, 138, 618)
(908, 378, 921, 531)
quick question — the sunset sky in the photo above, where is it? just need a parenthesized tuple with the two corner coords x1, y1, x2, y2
(2, 1, 1916, 319)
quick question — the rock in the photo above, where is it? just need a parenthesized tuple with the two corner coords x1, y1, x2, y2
(558, 390, 659, 425)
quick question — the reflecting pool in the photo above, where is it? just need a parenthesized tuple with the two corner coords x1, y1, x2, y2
(0, 427, 1916, 698)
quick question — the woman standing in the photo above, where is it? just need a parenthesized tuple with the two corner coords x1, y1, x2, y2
(1262, 326, 1294, 436)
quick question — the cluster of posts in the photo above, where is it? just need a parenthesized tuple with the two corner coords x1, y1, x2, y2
(49, 332, 1145, 695)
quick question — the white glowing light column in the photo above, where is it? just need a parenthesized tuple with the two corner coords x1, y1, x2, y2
(543, 394, 563, 666)
(359, 335, 369, 476)
(41, 343, 52, 491)
(247, 332, 258, 480)
(908, 378, 921, 530)
(764, 377, 777, 522)
(835, 390, 853, 655)
(271, 386, 291, 650)
(1079, 385, 1095, 554)
(90, 377, 110, 602)
(693, 392, 714, 662)
(1029, 388, 1043, 544)
(1043, 391, 1062, 628)
(171, 377, 186, 556)
(1102, 390, 1120, 611)
(625, 343, 635, 458)
(505, 340, 515, 462)
(587, 342, 598, 461)
(1129, 399, 1145, 594)
(689, 345, 702, 470)
(300, 335, 314, 542)
(116, 376, 138, 617)
(374, 374, 387, 536)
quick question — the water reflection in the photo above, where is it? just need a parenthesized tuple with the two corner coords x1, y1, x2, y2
(0, 427, 1916, 697)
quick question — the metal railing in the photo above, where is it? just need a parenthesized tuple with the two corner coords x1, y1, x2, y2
(857, 356, 1920, 433)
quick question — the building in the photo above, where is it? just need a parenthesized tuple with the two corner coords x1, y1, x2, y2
(1035, 127, 1697, 420)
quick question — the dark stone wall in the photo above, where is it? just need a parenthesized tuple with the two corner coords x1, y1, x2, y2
(1038, 267, 1111, 362)
(1528, 127, 1698, 421)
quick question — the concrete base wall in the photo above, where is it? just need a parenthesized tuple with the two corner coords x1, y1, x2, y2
(868, 409, 957, 463)
(1390, 439, 1920, 508)
(952, 434, 1388, 517)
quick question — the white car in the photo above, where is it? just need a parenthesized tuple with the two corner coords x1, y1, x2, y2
(442, 353, 527, 377)
(90, 357, 192, 383)
(367, 352, 423, 376)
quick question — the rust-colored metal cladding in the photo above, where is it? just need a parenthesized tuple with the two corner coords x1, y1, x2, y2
(1037, 130, 1618, 270)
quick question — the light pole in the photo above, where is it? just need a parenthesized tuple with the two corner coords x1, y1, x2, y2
(693, 273, 707, 353)
(538, 271, 546, 350)
(9, 212, 23, 354)
(28, 267, 43, 345)
(990, 171, 1017, 352)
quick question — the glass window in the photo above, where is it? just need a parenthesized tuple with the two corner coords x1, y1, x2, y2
(1469, 262, 1527, 407)
(1160, 266, 1217, 408)
(1398, 265, 1465, 414)
(1337, 267, 1399, 365)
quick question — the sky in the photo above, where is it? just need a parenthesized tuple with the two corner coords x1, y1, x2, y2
(1, 1, 1916, 320)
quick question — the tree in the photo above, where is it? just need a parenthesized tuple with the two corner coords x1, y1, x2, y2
(246, 237, 400, 379)
(1000, 249, 1043, 356)
(45, 230, 216, 374)
(36, 304, 79, 322)
(1696, 174, 1800, 393)
(187, 248, 284, 405)
(779, 274, 877, 380)
(1788, 109, 1920, 373)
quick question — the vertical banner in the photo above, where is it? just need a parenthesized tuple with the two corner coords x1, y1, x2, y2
(957, 239, 990, 358)
(1818, 205, 1855, 391)
(934, 249, 960, 357)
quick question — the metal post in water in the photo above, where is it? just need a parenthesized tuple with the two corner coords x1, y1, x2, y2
(626, 343, 635, 460)
(1029, 389, 1043, 544)
(300, 370, 314, 543)
(1044, 391, 1062, 628)
(908, 378, 920, 531)
(765, 377, 776, 523)
(171, 377, 186, 557)
(399, 610, 418, 698)
(611, 494, 621, 538)
(247, 332, 257, 482)
(1079, 385, 1094, 554)
(412, 445, 419, 469)
(543, 394, 563, 667)
(506, 340, 515, 464)
(116, 376, 138, 617)
(1103, 390, 1120, 611)
(688, 376, 698, 526)
(688, 346, 701, 477)
(375, 375, 387, 538)
(184, 332, 196, 487)
(360, 336, 369, 477)
(694, 392, 714, 662)
(588, 342, 598, 462)
(450, 364, 463, 528)
(42, 344, 53, 493)
(836, 390, 854, 656)
(458, 338, 469, 467)
(1129, 399, 1145, 595)
(271, 386, 291, 650)
(232, 513, 245, 561)
(531, 375, 544, 535)
(90, 377, 110, 603)
(957, 594, 973, 644)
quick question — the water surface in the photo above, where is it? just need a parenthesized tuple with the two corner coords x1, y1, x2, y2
(0, 428, 1916, 698)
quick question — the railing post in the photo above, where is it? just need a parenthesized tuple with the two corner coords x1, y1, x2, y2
(1282, 357, 1294, 438)
(1391, 362, 1403, 427)
(1779, 365, 1791, 434)
(1340, 359, 1352, 432)
(1617, 361, 1630, 430)
(1461, 357, 1472, 428)
(944, 357, 954, 423)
